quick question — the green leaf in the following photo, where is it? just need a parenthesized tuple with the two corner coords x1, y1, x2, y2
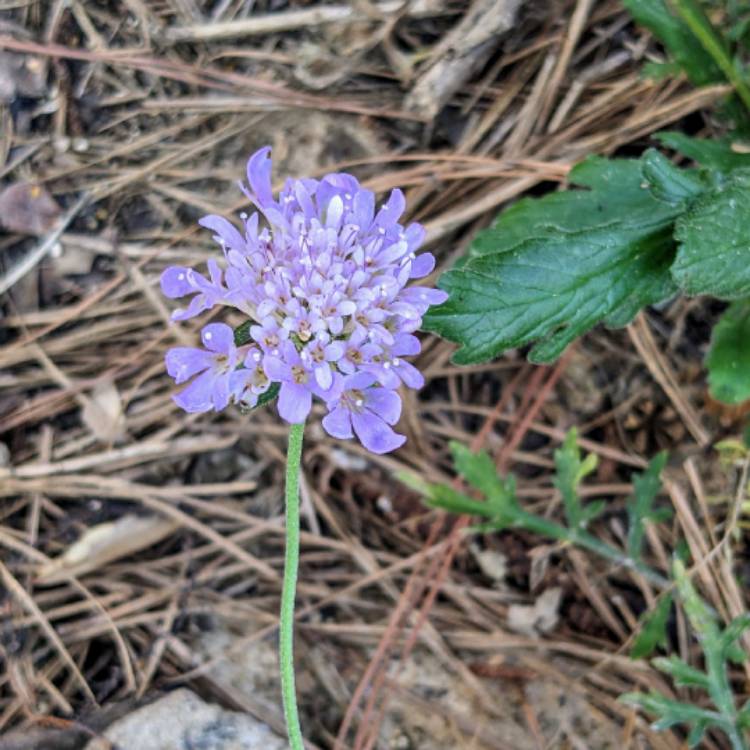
(686, 721, 709, 748)
(623, 0, 724, 85)
(450, 442, 518, 516)
(641, 149, 709, 205)
(642, 61, 685, 80)
(673, 559, 720, 641)
(652, 655, 710, 689)
(233, 320, 254, 346)
(706, 300, 750, 404)
(620, 691, 722, 727)
(627, 452, 668, 562)
(720, 613, 750, 658)
(656, 132, 750, 172)
(413, 478, 501, 520)
(254, 382, 280, 408)
(672, 171, 750, 299)
(424, 156, 680, 364)
(631, 594, 673, 659)
(553, 429, 599, 529)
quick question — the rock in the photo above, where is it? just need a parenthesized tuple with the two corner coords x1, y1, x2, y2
(83, 689, 286, 750)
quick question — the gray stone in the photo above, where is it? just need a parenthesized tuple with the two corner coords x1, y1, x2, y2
(83, 689, 286, 750)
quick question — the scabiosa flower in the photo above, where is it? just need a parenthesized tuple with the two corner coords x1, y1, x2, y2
(161, 147, 447, 454)
(165, 323, 262, 413)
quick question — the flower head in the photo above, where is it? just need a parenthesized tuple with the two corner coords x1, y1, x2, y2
(161, 147, 447, 453)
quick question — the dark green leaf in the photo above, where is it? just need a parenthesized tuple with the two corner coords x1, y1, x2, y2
(672, 171, 750, 299)
(627, 452, 668, 562)
(706, 300, 750, 404)
(656, 132, 750, 172)
(238, 382, 281, 413)
(641, 149, 709, 205)
(631, 594, 672, 659)
(425, 157, 680, 364)
(622, 0, 723, 85)
(233, 320, 254, 346)
(255, 382, 280, 408)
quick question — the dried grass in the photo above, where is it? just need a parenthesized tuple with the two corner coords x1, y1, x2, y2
(0, 1, 747, 749)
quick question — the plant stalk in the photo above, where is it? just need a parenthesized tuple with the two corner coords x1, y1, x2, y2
(280, 421, 306, 750)
(672, 0, 750, 114)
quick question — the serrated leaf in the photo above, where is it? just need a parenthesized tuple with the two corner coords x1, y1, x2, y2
(623, 0, 724, 86)
(641, 149, 709, 205)
(424, 156, 679, 364)
(472, 158, 668, 255)
(656, 132, 750, 172)
(627, 452, 668, 562)
(672, 171, 750, 299)
(706, 300, 750, 405)
(450, 442, 518, 515)
(631, 594, 672, 659)
(652, 655, 710, 689)
(553, 429, 599, 528)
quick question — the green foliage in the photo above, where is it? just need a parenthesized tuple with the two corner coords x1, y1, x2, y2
(630, 594, 673, 659)
(622, 0, 723, 85)
(430, 162, 750, 409)
(553, 428, 602, 529)
(407, 431, 750, 746)
(656, 132, 750, 172)
(424, 0, 750, 404)
(622, 560, 750, 749)
(672, 171, 750, 298)
(625, 0, 750, 117)
(627, 452, 670, 563)
(706, 300, 750, 404)
(424, 148, 750, 371)
(422, 155, 680, 364)
(404, 428, 669, 587)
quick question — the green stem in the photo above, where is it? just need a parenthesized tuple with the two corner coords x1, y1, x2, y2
(280, 421, 306, 750)
(514, 510, 670, 588)
(672, 0, 750, 114)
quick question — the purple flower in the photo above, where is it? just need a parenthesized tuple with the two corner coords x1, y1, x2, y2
(364, 333, 424, 390)
(162, 147, 448, 453)
(165, 323, 247, 413)
(322, 373, 405, 454)
(300, 333, 345, 390)
(263, 341, 337, 424)
(161, 261, 226, 321)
